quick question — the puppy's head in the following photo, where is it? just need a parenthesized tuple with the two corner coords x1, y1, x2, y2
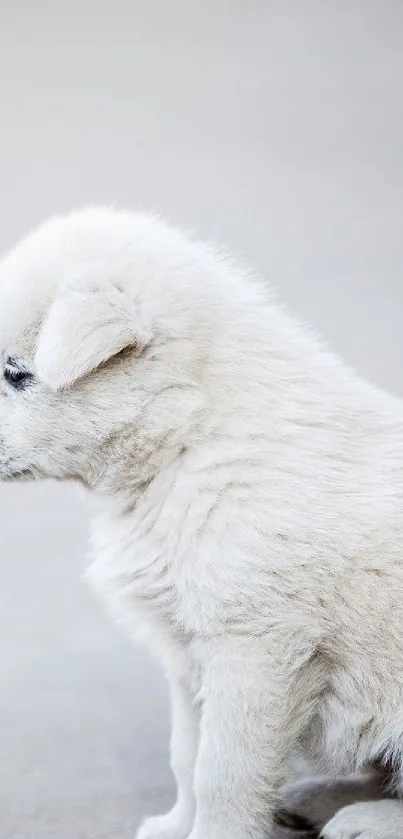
(0, 208, 209, 489)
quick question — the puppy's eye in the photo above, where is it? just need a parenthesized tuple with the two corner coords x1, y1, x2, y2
(4, 360, 32, 390)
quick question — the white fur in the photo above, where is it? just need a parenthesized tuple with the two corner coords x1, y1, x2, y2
(1, 207, 403, 838)
(322, 800, 403, 838)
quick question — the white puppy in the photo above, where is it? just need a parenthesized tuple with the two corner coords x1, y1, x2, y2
(1, 207, 403, 839)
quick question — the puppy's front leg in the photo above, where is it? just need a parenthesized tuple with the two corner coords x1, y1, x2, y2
(137, 649, 199, 839)
(188, 639, 302, 839)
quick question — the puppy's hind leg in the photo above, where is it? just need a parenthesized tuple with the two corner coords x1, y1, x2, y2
(322, 799, 403, 839)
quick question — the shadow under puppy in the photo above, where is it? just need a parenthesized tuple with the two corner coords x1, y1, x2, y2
(275, 756, 396, 835)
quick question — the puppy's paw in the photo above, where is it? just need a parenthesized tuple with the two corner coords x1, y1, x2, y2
(136, 804, 193, 839)
(321, 800, 403, 839)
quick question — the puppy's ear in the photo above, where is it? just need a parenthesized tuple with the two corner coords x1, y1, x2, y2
(35, 281, 152, 390)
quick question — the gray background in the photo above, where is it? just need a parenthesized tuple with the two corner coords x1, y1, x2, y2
(0, 2, 402, 837)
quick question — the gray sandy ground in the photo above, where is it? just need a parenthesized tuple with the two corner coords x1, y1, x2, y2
(1, 2, 403, 836)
